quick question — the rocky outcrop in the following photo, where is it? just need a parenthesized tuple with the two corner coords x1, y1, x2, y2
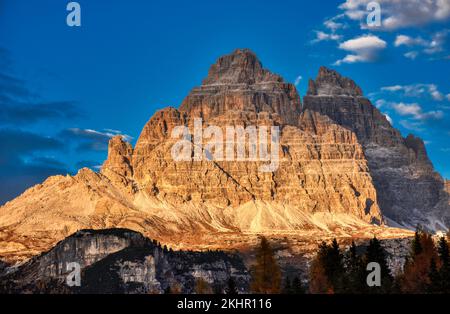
(307, 67, 363, 97)
(179, 49, 301, 125)
(0, 229, 249, 294)
(303, 67, 449, 231)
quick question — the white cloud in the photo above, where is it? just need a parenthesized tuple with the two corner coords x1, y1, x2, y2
(393, 31, 449, 59)
(392, 102, 422, 116)
(311, 31, 342, 43)
(404, 51, 419, 60)
(335, 34, 387, 65)
(381, 83, 445, 101)
(339, 0, 450, 30)
(294, 75, 302, 86)
(339, 34, 387, 50)
(324, 14, 347, 31)
(394, 35, 428, 47)
(424, 29, 449, 54)
(399, 120, 424, 132)
(391, 102, 444, 121)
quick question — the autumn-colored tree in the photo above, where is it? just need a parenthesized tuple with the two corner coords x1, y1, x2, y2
(309, 240, 343, 294)
(250, 237, 281, 294)
(400, 230, 437, 293)
(195, 278, 213, 294)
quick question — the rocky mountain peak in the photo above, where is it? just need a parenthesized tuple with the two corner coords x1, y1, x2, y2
(202, 48, 283, 85)
(307, 66, 363, 96)
(179, 49, 301, 125)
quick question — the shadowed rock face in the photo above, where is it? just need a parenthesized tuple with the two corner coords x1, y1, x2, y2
(303, 67, 449, 231)
(0, 229, 250, 294)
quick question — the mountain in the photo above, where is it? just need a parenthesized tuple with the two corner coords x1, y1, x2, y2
(0, 229, 249, 294)
(2, 48, 444, 263)
(304, 67, 450, 230)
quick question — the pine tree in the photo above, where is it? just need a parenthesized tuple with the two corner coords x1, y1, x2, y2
(326, 239, 345, 293)
(309, 240, 345, 293)
(428, 258, 440, 293)
(412, 228, 423, 257)
(282, 276, 292, 294)
(364, 237, 392, 293)
(309, 241, 332, 293)
(344, 241, 366, 293)
(226, 277, 238, 295)
(292, 276, 305, 294)
(250, 237, 281, 294)
(437, 237, 450, 293)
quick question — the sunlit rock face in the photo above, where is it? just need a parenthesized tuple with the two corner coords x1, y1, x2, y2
(1, 49, 435, 264)
(303, 67, 450, 231)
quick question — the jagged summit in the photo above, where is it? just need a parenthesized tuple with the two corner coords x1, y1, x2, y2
(180, 48, 301, 125)
(202, 48, 283, 85)
(307, 66, 363, 96)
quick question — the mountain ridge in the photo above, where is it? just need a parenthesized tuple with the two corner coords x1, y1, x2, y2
(1, 48, 447, 263)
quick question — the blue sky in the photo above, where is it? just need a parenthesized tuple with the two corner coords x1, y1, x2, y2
(0, 0, 449, 204)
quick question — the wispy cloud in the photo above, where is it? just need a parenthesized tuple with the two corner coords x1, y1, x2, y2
(324, 14, 347, 32)
(404, 51, 419, 60)
(311, 31, 342, 43)
(381, 83, 446, 101)
(394, 30, 450, 59)
(60, 128, 133, 152)
(294, 75, 302, 86)
(394, 35, 428, 47)
(391, 102, 444, 121)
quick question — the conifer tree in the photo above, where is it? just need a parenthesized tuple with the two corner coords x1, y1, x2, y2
(428, 258, 440, 293)
(292, 276, 305, 294)
(226, 277, 238, 295)
(437, 237, 450, 293)
(309, 242, 333, 293)
(364, 237, 392, 293)
(309, 240, 345, 293)
(282, 276, 292, 294)
(326, 239, 345, 292)
(250, 237, 281, 294)
(344, 241, 366, 293)
(399, 231, 437, 293)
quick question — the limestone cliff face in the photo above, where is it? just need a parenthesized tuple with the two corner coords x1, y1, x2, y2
(0, 229, 249, 294)
(126, 49, 382, 227)
(303, 67, 449, 230)
(0, 49, 421, 263)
